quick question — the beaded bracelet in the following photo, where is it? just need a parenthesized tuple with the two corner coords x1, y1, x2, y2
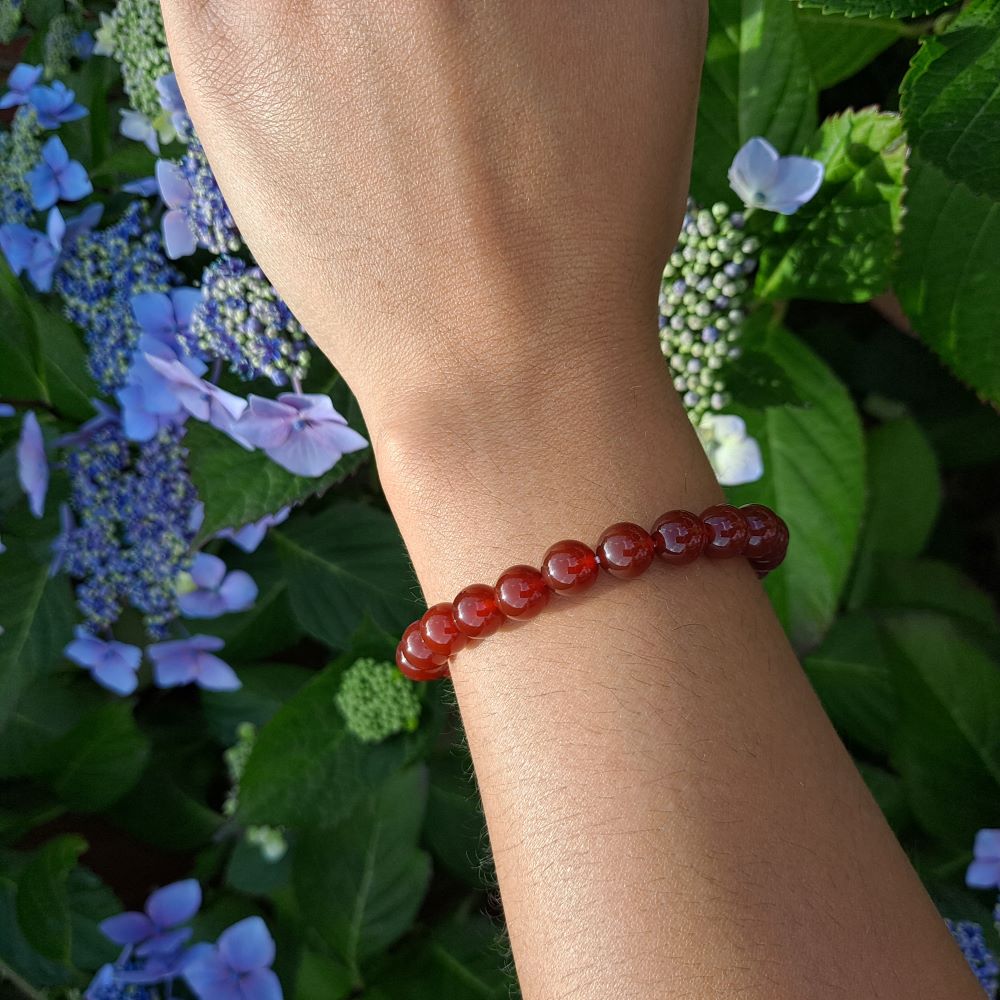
(395, 503, 788, 682)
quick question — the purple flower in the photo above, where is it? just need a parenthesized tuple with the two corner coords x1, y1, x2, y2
(0, 64, 43, 110)
(0, 403, 15, 417)
(56, 399, 120, 448)
(236, 393, 368, 477)
(26, 136, 93, 210)
(728, 137, 824, 215)
(100, 879, 202, 957)
(967, 829, 1000, 890)
(0, 203, 103, 292)
(27, 81, 88, 129)
(217, 507, 291, 554)
(156, 73, 189, 135)
(122, 176, 160, 197)
(132, 288, 202, 350)
(120, 109, 160, 155)
(64, 627, 141, 696)
(184, 917, 282, 1000)
(178, 553, 258, 619)
(143, 353, 249, 442)
(156, 159, 196, 259)
(17, 411, 47, 518)
(74, 31, 95, 60)
(148, 635, 240, 691)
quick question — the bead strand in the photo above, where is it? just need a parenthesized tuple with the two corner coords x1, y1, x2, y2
(396, 503, 788, 681)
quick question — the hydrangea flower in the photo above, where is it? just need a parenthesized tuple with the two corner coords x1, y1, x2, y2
(44, 13, 81, 79)
(336, 658, 421, 743)
(728, 137, 824, 216)
(148, 635, 240, 691)
(237, 393, 368, 477)
(945, 919, 999, 997)
(184, 916, 282, 1000)
(0, 1, 23, 45)
(967, 829, 1000, 890)
(177, 552, 257, 619)
(156, 159, 197, 259)
(120, 109, 160, 155)
(216, 508, 291, 553)
(17, 410, 47, 518)
(156, 72, 189, 138)
(0, 203, 102, 293)
(132, 288, 202, 353)
(0, 106, 43, 227)
(0, 63, 42, 109)
(27, 80, 87, 128)
(116, 337, 203, 442)
(100, 879, 201, 957)
(104, 0, 172, 120)
(64, 627, 141, 695)
(696, 413, 763, 486)
(122, 176, 159, 197)
(26, 136, 92, 210)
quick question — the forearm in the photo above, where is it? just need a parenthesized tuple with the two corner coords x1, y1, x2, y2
(370, 327, 978, 999)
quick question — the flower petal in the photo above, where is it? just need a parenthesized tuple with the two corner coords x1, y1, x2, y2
(152, 653, 197, 688)
(239, 967, 283, 1000)
(178, 589, 228, 619)
(57, 160, 93, 202)
(42, 136, 70, 171)
(195, 653, 242, 691)
(965, 859, 1000, 890)
(91, 659, 139, 696)
(99, 911, 155, 945)
(146, 879, 202, 928)
(17, 411, 47, 518)
(731, 136, 780, 191)
(218, 916, 276, 974)
(162, 208, 197, 260)
(132, 292, 174, 340)
(155, 159, 192, 209)
(26, 166, 59, 211)
(190, 551, 227, 590)
(185, 948, 242, 1000)
(766, 156, 824, 212)
(219, 570, 257, 613)
(974, 828, 1000, 862)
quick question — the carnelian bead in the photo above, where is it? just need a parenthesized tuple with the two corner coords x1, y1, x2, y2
(541, 539, 599, 595)
(401, 622, 448, 669)
(396, 643, 449, 682)
(596, 522, 655, 579)
(495, 565, 550, 620)
(420, 602, 468, 657)
(453, 584, 505, 639)
(700, 504, 749, 558)
(740, 504, 782, 562)
(651, 509, 706, 565)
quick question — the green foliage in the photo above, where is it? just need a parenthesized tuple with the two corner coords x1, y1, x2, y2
(15, 836, 86, 964)
(336, 658, 421, 744)
(795, 8, 900, 88)
(755, 109, 906, 302)
(794, 0, 952, 16)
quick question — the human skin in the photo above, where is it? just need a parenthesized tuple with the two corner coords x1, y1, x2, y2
(160, 2, 981, 997)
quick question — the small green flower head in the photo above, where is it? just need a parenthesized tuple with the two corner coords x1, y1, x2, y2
(336, 657, 421, 744)
(0, 0, 23, 45)
(109, 0, 172, 119)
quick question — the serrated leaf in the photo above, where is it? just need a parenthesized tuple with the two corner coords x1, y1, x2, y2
(795, 0, 952, 17)
(883, 613, 1000, 847)
(693, 0, 817, 204)
(795, 8, 900, 89)
(726, 324, 865, 650)
(186, 379, 368, 537)
(15, 835, 86, 965)
(895, 152, 1000, 405)
(293, 767, 431, 972)
(901, 0, 1000, 199)
(755, 109, 906, 302)
(424, 748, 486, 888)
(274, 501, 418, 651)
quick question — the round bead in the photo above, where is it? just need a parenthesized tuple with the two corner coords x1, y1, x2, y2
(453, 584, 505, 639)
(495, 565, 550, 620)
(420, 602, 468, 657)
(595, 522, 655, 579)
(740, 504, 783, 562)
(651, 509, 706, 565)
(700, 503, 749, 558)
(396, 642, 450, 682)
(541, 539, 599, 595)
(401, 622, 449, 669)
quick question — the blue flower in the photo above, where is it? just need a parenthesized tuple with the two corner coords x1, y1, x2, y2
(184, 916, 282, 1000)
(728, 137, 823, 215)
(0, 403, 15, 417)
(148, 635, 240, 691)
(16, 410, 47, 518)
(100, 879, 202, 957)
(26, 136, 92, 210)
(216, 507, 290, 554)
(156, 72, 189, 136)
(56, 399, 120, 449)
(116, 337, 201, 442)
(0, 63, 42, 109)
(120, 109, 160, 155)
(122, 176, 159, 197)
(155, 158, 196, 259)
(132, 288, 201, 351)
(27, 80, 87, 128)
(178, 552, 257, 619)
(945, 919, 999, 997)
(967, 829, 1000, 890)
(74, 30, 95, 60)
(236, 393, 368, 477)
(1, 203, 103, 292)
(64, 626, 141, 695)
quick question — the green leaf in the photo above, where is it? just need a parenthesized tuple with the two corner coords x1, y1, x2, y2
(225, 837, 291, 896)
(201, 662, 313, 744)
(857, 763, 913, 835)
(40, 703, 150, 812)
(901, 0, 1000, 200)
(795, 8, 900, 89)
(803, 612, 898, 755)
(692, 0, 817, 204)
(794, 0, 952, 16)
(22, 0, 63, 29)
(186, 379, 368, 537)
(726, 324, 865, 649)
(292, 948, 355, 1000)
(293, 767, 431, 972)
(883, 613, 1000, 847)
(424, 748, 487, 888)
(237, 661, 411, 828)
(15, 835, 86, 965)
(755, 109, 906, 302)
(0, 263, 46, 404)
(28, 304, 96, 422)
(0, 543, 76, 730)
(274, 501, 418, 651)
(895, 152, 1000, 405)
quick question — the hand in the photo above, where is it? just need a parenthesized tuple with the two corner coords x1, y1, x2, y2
(159, 1, 707, 422)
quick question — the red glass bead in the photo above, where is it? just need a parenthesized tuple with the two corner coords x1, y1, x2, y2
(401, 622, 448, 669)
(396, 642, 450, 682)
(740, 504, 783, 562)
(651, 509, 706, 565)
(595, 522, 655, 579)
(453, 584, 505, 639)
(495, 565, 550, 620)
(700, 503, 749, 558)
(420, 602, 468, 657)
(541, 539, 599, 595)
